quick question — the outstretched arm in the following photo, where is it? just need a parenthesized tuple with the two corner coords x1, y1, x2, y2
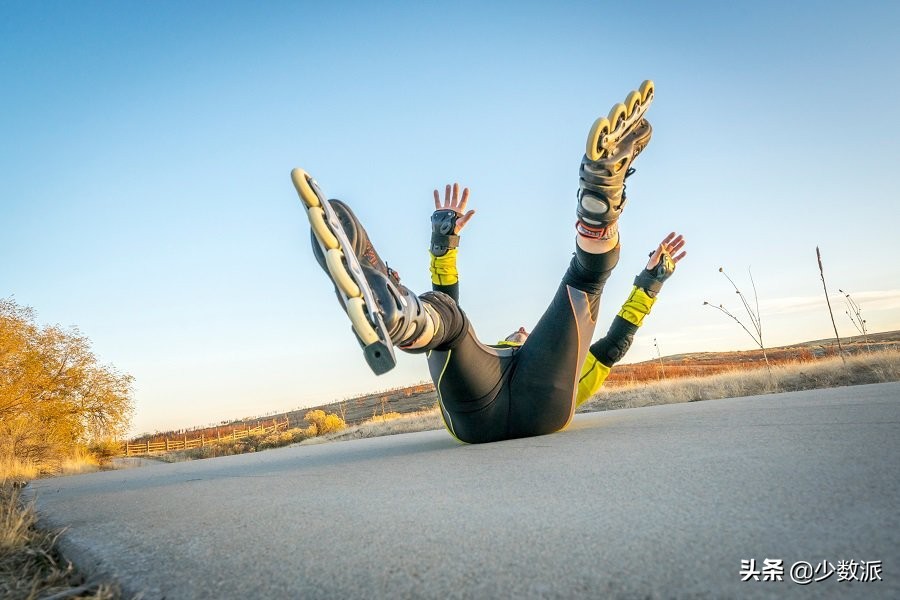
(429, 183, 475, 304)
(576, 232, 687, 406)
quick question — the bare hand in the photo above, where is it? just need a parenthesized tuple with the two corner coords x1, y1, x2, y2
(433, 183, 476, 234)
(646, 232, 687, 270)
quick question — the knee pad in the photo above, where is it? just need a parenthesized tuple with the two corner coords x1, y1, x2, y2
(420, 291, 468, 349)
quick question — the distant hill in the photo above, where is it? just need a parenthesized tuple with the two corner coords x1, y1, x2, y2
(131, 330, 899, 443)
(608, 330, 899, 385)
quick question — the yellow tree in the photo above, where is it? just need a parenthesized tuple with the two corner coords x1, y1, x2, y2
(0, 298, 134, 470)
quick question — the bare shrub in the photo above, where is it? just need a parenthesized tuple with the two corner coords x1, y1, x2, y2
(839, 289, 870, 352)
(703, 267, 771, 373)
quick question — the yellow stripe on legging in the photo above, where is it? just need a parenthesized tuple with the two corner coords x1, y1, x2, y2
(576, 352, 611, 407)
(435, 350, 466, 444)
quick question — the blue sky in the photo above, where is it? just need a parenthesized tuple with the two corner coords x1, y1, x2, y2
(2, 1, 899, 435)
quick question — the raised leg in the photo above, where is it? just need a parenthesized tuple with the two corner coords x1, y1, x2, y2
(291, 169, 444, 374)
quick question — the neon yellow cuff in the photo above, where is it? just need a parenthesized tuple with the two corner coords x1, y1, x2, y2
(494, 340, 524, 348)
(576, 352, 611, 407)
(430, 249, 459, 286)
(617, 285, 656, 327)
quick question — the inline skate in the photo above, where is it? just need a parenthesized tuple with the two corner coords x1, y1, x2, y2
(577, 80, 655, 240)
(291, 169, 434, 375)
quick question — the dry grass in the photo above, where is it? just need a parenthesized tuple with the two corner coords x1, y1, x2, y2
(0, 452, 102, 485)
(366, 411, 405, 423)
(58, 450, 103, 478)
(0, 460, 39, 485)
(0, 485, 120, 600)
(579, 348, 900, 412)
(307, 407, 444, 444)
(1, 455, 119, 599)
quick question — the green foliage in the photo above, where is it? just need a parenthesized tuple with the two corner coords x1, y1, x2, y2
(0, 298, 133, 476)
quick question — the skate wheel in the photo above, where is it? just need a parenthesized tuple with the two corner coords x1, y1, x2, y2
(291, 168, 321, 208)
(625, 90, 642, 117)
(347, 297, 379, 345)
(639, 80, 655, 104)
(325, 248, 361, 298)
(607, 103, 627, 132)
(308, 206, 339, 250)
(586, 117, 610, 161)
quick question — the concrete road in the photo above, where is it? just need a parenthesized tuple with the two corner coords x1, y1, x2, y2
(32, 383, 899, 599)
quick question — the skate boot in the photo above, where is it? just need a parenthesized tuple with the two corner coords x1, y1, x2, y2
(577, 80, 655, 240)
(291, 168, 435, 375)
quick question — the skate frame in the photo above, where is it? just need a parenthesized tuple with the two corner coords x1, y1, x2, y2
(587, 80, 654, 161)
(601, 96, 652, 155)
(292, 169, 397, 375)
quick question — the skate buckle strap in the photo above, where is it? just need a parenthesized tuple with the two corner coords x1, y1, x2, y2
(576, 220, 618, 241)
(431, 209, 460, 256)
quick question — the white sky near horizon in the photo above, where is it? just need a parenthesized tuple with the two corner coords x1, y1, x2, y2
(2, 1, 899, 436)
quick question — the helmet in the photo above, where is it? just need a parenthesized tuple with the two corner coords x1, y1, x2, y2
(498, 326, 529, 346)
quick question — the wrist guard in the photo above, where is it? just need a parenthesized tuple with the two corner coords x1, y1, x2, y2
(431, 209, 460, 257)
(634, 250, 676, 297)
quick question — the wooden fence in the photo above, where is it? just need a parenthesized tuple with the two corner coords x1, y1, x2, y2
(119, 419, 288, 456)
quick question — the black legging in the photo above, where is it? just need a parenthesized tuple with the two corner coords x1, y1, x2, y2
(418, 246, 619, 443)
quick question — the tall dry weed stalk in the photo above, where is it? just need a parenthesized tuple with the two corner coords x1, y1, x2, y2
(703, 266, 771, 374)
(653, 338, 666, 379)
(839, 288, 870, 352)
(816, 247, 846, 364)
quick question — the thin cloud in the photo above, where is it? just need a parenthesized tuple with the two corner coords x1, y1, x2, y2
(759, 290, 900, 315)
